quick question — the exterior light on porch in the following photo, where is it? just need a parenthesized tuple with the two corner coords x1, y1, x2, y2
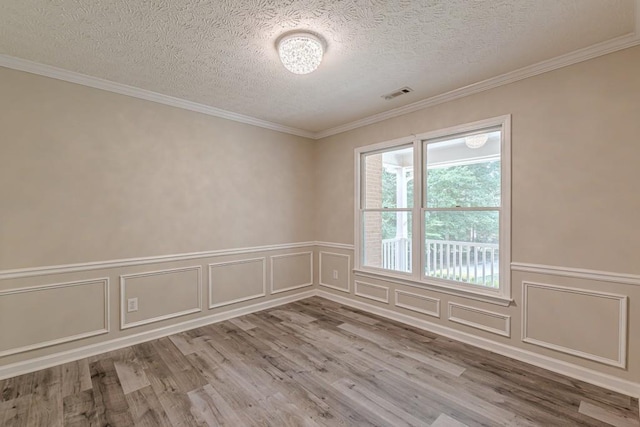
(465, 134, 489, 149)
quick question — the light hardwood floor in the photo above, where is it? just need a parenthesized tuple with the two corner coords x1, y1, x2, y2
(1, 296, 638, 426)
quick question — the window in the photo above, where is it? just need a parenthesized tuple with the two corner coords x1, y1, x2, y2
(355, 116, 511, 302)
(361, 145, 413, 273)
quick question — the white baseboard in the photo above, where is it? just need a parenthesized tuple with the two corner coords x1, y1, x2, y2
(0, 290, 315, 380)
(2, 287, 638, 400)
(316, 290, 640, 399)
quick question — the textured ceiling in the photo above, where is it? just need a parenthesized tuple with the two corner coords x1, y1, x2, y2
(0, 0, 636, 133)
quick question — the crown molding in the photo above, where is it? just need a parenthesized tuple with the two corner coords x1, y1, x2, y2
(0, 54, 315, 140)
(2, 6, 639, 143)
(314, 30, 640, 140)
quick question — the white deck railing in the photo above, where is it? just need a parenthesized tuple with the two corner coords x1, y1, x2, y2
(381, 237, 411, 272)
(425, 239, 499, 287)
(381, 238, 499, 287)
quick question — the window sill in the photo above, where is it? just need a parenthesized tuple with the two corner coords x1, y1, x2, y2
(352, 268, 513, 307)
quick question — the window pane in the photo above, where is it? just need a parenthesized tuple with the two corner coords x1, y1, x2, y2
(363, 146, 413, 209)
(424, 211, 499, 287)
(425, 130, 501, 208)
(363, 211, 412, 273)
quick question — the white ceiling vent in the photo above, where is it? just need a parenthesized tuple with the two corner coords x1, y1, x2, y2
(382, 87, 413, 100)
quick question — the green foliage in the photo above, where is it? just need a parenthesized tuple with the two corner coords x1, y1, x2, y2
(379, 160, 500, 243)
(425, 160, 500, 243)
(426, 160, 500, 207)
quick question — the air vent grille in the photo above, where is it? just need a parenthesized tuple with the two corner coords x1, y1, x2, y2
(382, 87, 413, 100)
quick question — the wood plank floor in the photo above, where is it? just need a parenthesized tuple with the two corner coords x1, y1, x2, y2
(1, 296, 638, 426)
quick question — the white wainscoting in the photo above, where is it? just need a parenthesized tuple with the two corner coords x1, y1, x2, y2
(0, 242, 314, 379)
(317, 290, 640, 398)
(0, 278, 109, 357)
(319, 251, 351, 293)
(447, 302, 511, 337)
(315, 241, 355, 250)
(354, 280, 389, 304)
(511, 262, 640, 286)
(395, 289, 441, 318)
(209, 258, 266, 308)
(522, 281, 628, 368)
(353, 268, 512, 306)
(0, 290, 316, 381)
(270, 252, 313, 294)
(120, 266, 202, 329)
(2, 241, 638, 400)
(0, 242, 316, 280)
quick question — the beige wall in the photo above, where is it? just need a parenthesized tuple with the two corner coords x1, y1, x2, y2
(0, 67, 316, 369)
(314, 46, 640, 274)
(0, 67, 315, 270)
(313, 46, 640, 384)
(1, 46, 639, 392)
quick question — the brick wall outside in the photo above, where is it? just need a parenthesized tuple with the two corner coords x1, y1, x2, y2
(363, 154, 382, 267)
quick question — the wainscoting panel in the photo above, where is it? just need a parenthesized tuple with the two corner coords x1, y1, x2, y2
(448, 302, 511, 337)
(271, 252, 313, 294)
(319, 252, 351, 293)
(522, 281, 627, 368)
(121, 266, 202, 329)
(0, 243, 313, 377)
(0, 278, 109, 357)
(354, 280, 389, 303)
(209, 258, 266, 308)
(318, 289, 640, 399)
(395, 289, 440, 318)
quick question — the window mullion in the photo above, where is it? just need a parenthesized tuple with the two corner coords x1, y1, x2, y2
(362, 208, 413, 212)
(412, 138, 422, 281)
(425, 207, 500, 212)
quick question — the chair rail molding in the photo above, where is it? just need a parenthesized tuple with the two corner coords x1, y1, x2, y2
(0, 242, 316, 280)
(314, 241, 355, 250)
(511, 262, 640, 286)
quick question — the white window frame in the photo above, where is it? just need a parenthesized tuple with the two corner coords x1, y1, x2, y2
(354, 115, 511, 306)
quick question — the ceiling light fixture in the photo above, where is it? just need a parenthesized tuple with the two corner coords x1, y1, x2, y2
(277, 32, 324, 75)
(465, 134, 489, 149)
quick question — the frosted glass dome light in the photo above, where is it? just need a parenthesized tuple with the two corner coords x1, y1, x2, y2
(278, 32, 323, 75)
